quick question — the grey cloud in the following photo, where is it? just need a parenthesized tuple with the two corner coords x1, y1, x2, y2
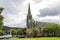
(0, 0, 26, 14)
(38, 8, 59, 17)
(0, 0, 16, 14)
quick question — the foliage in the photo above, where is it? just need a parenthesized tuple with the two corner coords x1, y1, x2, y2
(10, 29, 17, 35)
(0, 7, 4, 36)
(0, 29, 3, 35)
(25, 28, 32, 34)
(32, 27, 40, 35)
(17, 29, 24, 35)
(42, 23, 60, 36)
(0, 15, 3, 29)
(0, 7, 4, 29)
(25, 28, 32, 37)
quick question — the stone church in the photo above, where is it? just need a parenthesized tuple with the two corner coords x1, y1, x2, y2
(26, 4, 49, 29)
(26, 4, 50, 37)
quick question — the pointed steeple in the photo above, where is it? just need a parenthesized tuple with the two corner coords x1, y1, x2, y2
(27, 3, 32, 16)
(27, 3, 33, 29)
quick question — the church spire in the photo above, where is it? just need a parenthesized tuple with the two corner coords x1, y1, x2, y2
(27, 3, 33, 29)
(28, 3, 32, 16)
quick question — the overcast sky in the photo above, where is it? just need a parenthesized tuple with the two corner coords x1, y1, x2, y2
(0, 0, 60, 28)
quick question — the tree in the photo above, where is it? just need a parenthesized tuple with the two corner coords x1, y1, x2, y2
(32, 27, 40, 37)
(42, 23, 60, 37)
(0, 7, 4, 29)
(25, 28, 32, 37)
(10, 29, 17, 35)
(0, 29, 3, 35)
(17, 29, 24, 35)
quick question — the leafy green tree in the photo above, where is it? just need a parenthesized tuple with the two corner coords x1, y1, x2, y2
(25, 28, 32, 37)
(32, 27, 39, 34)
(0, 7, 4, 29)
(0, 29, 3, 35)
(10, 29, 17, 35)
(17, 29, 24, 35)
(42, 23, 60, 36)
(32, 27, 40, 37)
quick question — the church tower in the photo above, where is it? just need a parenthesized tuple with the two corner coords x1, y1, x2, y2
(27, 4, 33, 29)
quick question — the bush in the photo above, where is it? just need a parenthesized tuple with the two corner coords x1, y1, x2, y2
(17, 29, 24, 35)
(0, 30, 3, 36)
(10, 29, 17, 35)
(32, 27, 39, 35)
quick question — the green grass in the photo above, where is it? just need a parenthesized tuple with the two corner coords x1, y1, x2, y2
(1, 37, 60, 40)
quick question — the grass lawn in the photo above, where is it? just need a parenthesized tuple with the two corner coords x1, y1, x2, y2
(1, 37, 60, 40)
